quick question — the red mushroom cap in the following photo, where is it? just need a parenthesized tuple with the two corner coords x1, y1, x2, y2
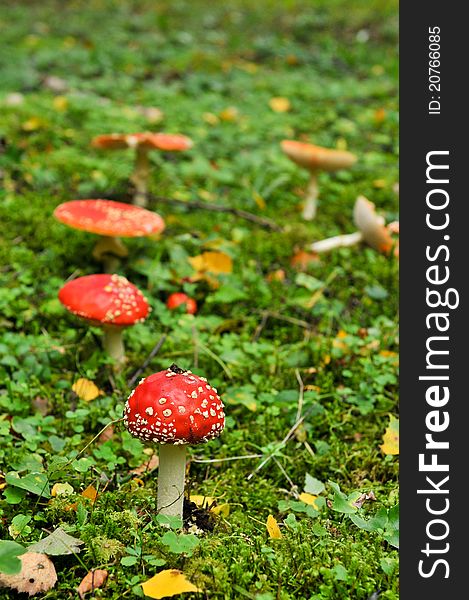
(53, 199, 165, 238)
(123, 364, 225, 445)
(166, 293, 197, 315)
(91, 132, 193, 152)
(58, 274, 150, 327)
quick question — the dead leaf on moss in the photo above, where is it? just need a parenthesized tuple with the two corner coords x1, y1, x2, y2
(0, 552, 57, 596)
(77, 569, 108, 599)
(72, 378, 103, 402)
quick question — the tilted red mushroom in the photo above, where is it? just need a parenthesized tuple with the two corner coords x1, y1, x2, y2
(124, 364, 225, 518)
(166, 292, 197, 315)
(91, 132, 193, 207)
(281, 140, 357, 220)
(309, 195, 397, 254)
(58, 274, 150, 364)
(53, 199, 165, 272)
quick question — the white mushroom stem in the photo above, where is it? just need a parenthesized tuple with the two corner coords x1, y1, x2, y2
(302, 172, 319, 220)
(102, 325, 125, 364)
(310, 230, 364, 253)
(157, 444, 187, 518)
(131, 146, 150, 208)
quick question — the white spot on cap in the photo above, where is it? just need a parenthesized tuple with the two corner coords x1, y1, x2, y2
(158, 397, 167, 404)
(145, 407, 154, 416)
(178, 406, 186, 414)
(163, 408, 172, 417)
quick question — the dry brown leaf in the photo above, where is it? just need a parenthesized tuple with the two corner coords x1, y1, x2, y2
(81, 485, 98, 503)
(131, 453, 159, 475)
(72, 378, 103, 402)
(77, 569, 108, 599)
(32, 396, 50, 416)
(290, 250, 320, 270)
(0, 552, 57, 596)
(266, 515, 282, 539)
(352, 491, 377, 508)
(141, 570, 202, 599)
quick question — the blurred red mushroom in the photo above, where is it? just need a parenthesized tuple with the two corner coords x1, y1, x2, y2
(91, 132, 193, 207)
(58, 274, 150, 365)
(281, 140, 357, 220)
(53, 199, 165, 272)
(166, 293, 197, 315)
(124, 364, 225, 518)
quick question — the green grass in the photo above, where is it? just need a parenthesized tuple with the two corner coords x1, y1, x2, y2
(0, 0, 398, 598)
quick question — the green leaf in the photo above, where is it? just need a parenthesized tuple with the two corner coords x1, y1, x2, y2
(304, 474, 325, 495)
(3, 487, 27, 505)
(121, 555, 138, 566)
(0, 540, 27, 575)
(5, 472, 50, 498)
(160, 531, 200, 556)
(8, 514, 32, 539)
(155, 514, 183, 530)
(332, 564, 349, 581)
(28, 527, 84, 556)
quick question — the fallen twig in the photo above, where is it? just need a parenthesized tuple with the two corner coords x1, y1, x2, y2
(127, 333, 167, 386)
(148, 194, 284, 231)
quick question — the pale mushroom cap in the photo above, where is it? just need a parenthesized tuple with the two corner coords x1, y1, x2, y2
(58, 273, 150, 327)
(281, 140, 357, 172)
(353, 195, 394, 253)
(91, 132, 193, 151)
(53, 199, 165, 238)
(0, 552, 57, 595)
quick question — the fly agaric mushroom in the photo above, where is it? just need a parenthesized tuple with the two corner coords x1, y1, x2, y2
(309, 195, 397, 254)
(58, 274, 150, 364)
(124, 364, 225, 518)
(281, 140, 357, 220)
(53, 199, 165, 272)
(91, 132, 193, 207)
(166, 293, 197, 315)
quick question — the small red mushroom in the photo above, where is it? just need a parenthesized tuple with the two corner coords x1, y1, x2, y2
(58, 274, 150, 365)
(53, 199, 165, 272)
(166, 293, 197, 315)
(123, 364, 225, 518)
(91, 132, 193, 207)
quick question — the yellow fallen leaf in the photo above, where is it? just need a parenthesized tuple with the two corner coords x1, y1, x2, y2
(141, 570, 201, 599)
(380, 415, 399, 455)
(253, 191, 266, 210)
(211, 503, 230, 517)
(72, 378, 103, 401)
(51, 483, 74, 497)
(188, 251, 233, 275)
(190, 495, 215, 508)
(269, 97, 291, 113)
(202, 112, 219, 125)
(52, 96, 68, 111)
(22, 117, 44, 131)
(266, 515, 282, 539)
(219, 106, 239, 122)
(299, 492, 319, 508)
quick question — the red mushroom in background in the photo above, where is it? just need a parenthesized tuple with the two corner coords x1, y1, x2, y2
(281, 140, 357, 220)
(166, 293, 197, 315)
(53, 199, 165, 272)
(124, 364, 225, 518)
(91, 132, 193, 207)
(58, 274, 150, 365)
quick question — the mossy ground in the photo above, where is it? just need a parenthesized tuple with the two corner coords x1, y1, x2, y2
(0, 0, 398, 598)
